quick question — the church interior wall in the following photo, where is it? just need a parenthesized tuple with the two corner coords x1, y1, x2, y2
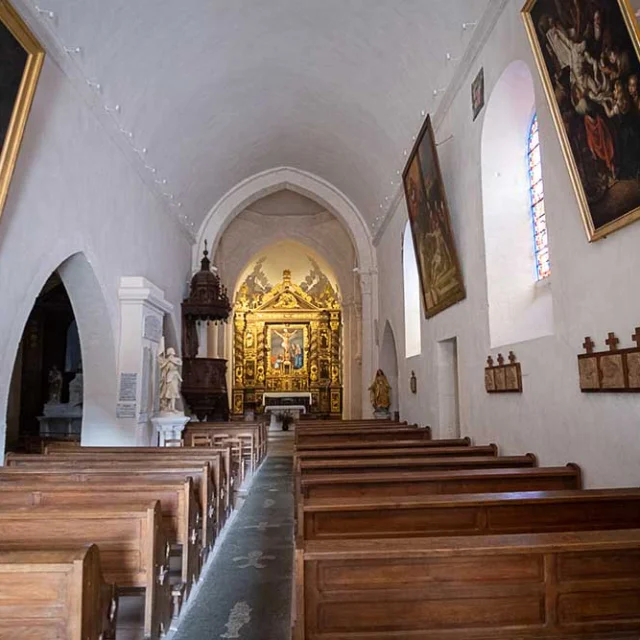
(0, 58, 191, 459)
(377, 0, 640, 488)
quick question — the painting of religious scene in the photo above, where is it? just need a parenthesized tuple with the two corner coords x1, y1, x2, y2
(522, 0, 640, 241)
(269, 325, 305, 372)
(0, 2, 44, 221)
(403, 115, 465, 318)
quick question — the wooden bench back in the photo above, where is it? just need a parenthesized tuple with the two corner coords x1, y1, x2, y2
(294, 444, 497, 462)
(0, 461, 217, 550)
(300, 465, 583, 501)
(294, 436, 470, 451)
(295, 528, 640, 639)
(0, 502, 171, 639)
(0, 545, 116, 640)
(0, 479, 201, 595)
(297, 453, 537, 476)
(301, 488, 640, 543)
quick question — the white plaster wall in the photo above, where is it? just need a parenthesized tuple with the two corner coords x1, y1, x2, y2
(377, 0, 640, 488)
(0, 59, 191, 458)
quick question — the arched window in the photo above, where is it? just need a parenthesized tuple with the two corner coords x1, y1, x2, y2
(402, 221, 421, 358)
(528, 114, 550, 280)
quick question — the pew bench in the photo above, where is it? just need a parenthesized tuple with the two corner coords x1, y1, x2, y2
(0, 545, 117, 640)
(294, 436, 470, 451)
(294, 444, 496, 463)
(0, 502, 171, 640)
(294, 528, 640, 639)
(37, 447, 233, 522)
(0, 478, 201, 597)
(300, 488, 640, 544)
(297, 453, 537, 477)
(299, 465, 583, 503)
(1, 460, 217, 552)
(295, 426, 431, 447)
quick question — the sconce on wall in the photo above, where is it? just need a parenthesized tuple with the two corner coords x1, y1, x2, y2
(410, 370, 417, 394)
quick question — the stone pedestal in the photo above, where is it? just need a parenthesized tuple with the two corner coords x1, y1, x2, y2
(151, 413, 189, 447)
(38, 401, 83, 439)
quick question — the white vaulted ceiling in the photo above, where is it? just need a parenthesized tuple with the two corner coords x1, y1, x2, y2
(18, 0, 492, 230)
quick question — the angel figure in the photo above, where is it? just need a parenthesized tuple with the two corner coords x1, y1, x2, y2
(158, 347, 183, 413)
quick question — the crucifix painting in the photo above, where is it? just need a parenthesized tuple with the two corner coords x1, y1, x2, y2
(269, 325, 305, 372)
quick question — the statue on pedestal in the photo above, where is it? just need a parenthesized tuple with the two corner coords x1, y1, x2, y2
(158, 346, 183, 414)
(369, 369, 391, 415)
(47, 365, 63, 404)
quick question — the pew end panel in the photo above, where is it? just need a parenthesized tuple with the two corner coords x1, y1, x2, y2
(0, 545, 117, 640)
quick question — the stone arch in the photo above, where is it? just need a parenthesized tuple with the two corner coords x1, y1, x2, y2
(198, 167, 377, 417)
(379, 321, 399, 417)
(1, 251, 118, 457)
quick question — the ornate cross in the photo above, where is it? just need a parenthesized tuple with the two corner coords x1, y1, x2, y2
(605, 332, 619, 352)
(582, 337, 595, 354)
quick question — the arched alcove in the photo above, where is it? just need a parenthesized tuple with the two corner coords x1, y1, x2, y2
(379, 322, 399, 417)
(402, 221, 422, 358)
(196, 167, 377, 417)
(481, 60, 554, 348)
(3, 252, 118, 455)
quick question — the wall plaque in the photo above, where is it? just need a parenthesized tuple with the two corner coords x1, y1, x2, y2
(143, 315, 163, 343)
(578, 329, 640, 392)
(485, 352, 522, 393)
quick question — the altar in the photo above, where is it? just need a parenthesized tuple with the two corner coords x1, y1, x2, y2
(263, 392, 311, 431)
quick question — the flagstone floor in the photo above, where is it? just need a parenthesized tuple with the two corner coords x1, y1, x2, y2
(167, 438, 294, 640)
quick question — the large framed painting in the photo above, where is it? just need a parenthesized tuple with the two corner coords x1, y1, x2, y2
(0, 1, 44, 222)
(522, 0, 640, 241)
(267, 324, 307, 374)
(402, 115, 465, 318)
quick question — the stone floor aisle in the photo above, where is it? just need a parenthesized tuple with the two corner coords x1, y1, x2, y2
(169, 451, 294, 640)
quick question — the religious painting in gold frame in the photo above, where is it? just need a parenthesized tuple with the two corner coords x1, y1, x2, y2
(266, 324, 308, 376)
(402, 115, 465, 318)
(522, 0, 640, 241)
(0, 1, 44, 222)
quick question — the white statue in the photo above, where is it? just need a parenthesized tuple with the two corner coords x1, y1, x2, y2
(158, 346, 183, 414)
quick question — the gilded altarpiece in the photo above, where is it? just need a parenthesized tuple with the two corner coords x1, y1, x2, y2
(232, 269, 342, 418)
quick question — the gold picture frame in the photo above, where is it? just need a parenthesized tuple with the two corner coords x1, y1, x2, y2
(402, 115, 466, 318)
(522, 0, 640, 241)
(0, 0, 44, 222)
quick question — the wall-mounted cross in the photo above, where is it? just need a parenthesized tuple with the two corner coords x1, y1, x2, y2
(582, 337, 595, 354)
(605, 332, 619, 352)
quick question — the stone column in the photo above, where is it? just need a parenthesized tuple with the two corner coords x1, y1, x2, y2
(117, 277, 174, 446)
(358, 271, 378, 418)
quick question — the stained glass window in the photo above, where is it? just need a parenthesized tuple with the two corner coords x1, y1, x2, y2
(528, 114, 550, 280)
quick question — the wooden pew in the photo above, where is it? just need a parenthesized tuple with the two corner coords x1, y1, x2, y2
(297, 453, 537, 477)
(299, 465, 583, 502)
(295, 444, 497, 462)
(0, 502, 171, 640)
(0, 545, 117, 640)
(294, 436, 470, 451)
(294, 528, 640, 639)
(7, 449, 229, 534)
(0, 478, 201, 597)
(39, 446, 233, 518)
(301, 488, 640, 543)
(1, 460, 217, 551)
(295, 426, 432, 447)
(184, 422, 267, 465)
